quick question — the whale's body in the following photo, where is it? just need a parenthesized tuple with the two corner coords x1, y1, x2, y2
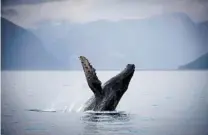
(79, 56, 135, 111)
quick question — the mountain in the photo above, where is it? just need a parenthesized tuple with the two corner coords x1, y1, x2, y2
(1, 18, 67, 70)
(179, 21, 208, 70)
(32, 13, 208, 70)
(179, 53, 208, 69)
(197, 21, 208, 48)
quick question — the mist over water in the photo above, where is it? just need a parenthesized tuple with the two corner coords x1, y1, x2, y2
(2, 71, 208, 135)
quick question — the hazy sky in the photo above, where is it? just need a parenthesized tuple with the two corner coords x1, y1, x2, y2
(2, 0, 208, 28)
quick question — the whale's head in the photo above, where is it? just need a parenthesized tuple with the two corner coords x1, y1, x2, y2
(118, 64, 135, 90)
(100, 64, 135, 110)
(103, 64, 135, 94)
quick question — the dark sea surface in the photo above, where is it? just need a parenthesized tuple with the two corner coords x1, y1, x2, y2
(2, 71, 208, 135)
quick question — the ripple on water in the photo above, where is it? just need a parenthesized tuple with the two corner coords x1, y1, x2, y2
(80, 111, 147, 135)
(81, 111, 130, 122)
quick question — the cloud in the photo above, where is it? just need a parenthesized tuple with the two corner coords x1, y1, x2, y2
(2, 0, 66, 6)
(2, 0, 208, 28)
(162, 0, 208, 22)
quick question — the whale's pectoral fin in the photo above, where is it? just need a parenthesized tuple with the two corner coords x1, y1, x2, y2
(79, 56, 103, 97)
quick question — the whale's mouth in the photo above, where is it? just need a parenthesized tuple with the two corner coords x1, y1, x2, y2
(126, 64, 135, 72)
(122, 64, 135, 77)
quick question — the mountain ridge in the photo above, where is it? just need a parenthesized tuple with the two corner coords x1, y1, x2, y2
(2, 12, 208, 70)
(179, 53, 208, 69)
(32, 12, 208, 70)
(1, 17, 68, 70)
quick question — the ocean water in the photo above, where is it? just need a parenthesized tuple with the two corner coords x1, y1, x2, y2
(1, 71, 208, 135)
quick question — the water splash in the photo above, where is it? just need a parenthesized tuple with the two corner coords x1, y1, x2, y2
(68, 102, 75, 112)
(76, 103, 85, 112)
(27, 100, 85, 113)
(27, 109, 56, 112)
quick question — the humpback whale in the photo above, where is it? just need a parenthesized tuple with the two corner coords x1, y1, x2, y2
(79, 56, 135, 111)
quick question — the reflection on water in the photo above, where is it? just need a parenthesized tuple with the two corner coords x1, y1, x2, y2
(81, 112, 139, 135)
